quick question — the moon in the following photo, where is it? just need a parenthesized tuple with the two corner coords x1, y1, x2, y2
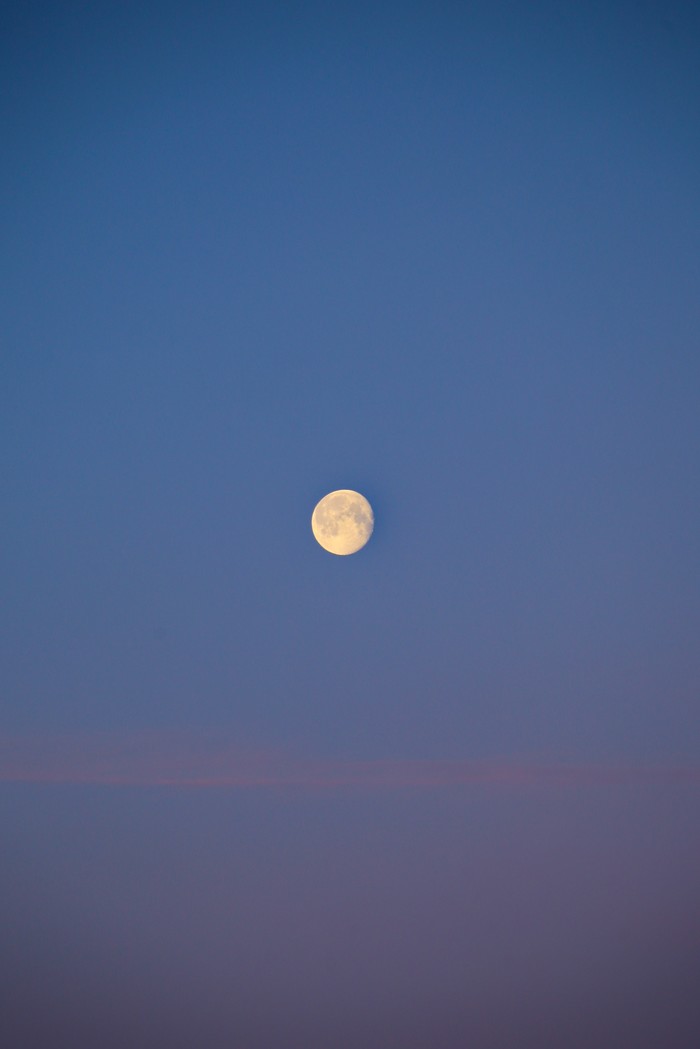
(311, 490, 374, 555)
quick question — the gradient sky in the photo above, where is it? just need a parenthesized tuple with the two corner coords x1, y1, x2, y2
(2, 2, 700, 1046)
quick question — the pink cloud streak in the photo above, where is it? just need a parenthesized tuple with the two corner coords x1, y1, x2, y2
(1, 731, 700, 790)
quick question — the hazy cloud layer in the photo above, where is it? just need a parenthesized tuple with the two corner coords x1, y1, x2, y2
(2, 731, 699, 790)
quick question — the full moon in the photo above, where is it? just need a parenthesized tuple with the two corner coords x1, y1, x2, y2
(311, 490, 374, 555)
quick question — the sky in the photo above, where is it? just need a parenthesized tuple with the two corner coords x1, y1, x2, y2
(2, 1, 700, 1045)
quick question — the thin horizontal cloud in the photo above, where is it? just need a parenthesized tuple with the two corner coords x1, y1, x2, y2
(1, 731, 700, 790)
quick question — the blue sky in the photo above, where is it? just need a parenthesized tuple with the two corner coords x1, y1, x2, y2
(2, 2, 700, 1045)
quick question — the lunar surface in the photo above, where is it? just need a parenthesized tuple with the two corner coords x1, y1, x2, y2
(311, 490, 374, 555)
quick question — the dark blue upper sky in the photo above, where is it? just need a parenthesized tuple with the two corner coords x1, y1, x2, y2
(2, 2, 699, 1046)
